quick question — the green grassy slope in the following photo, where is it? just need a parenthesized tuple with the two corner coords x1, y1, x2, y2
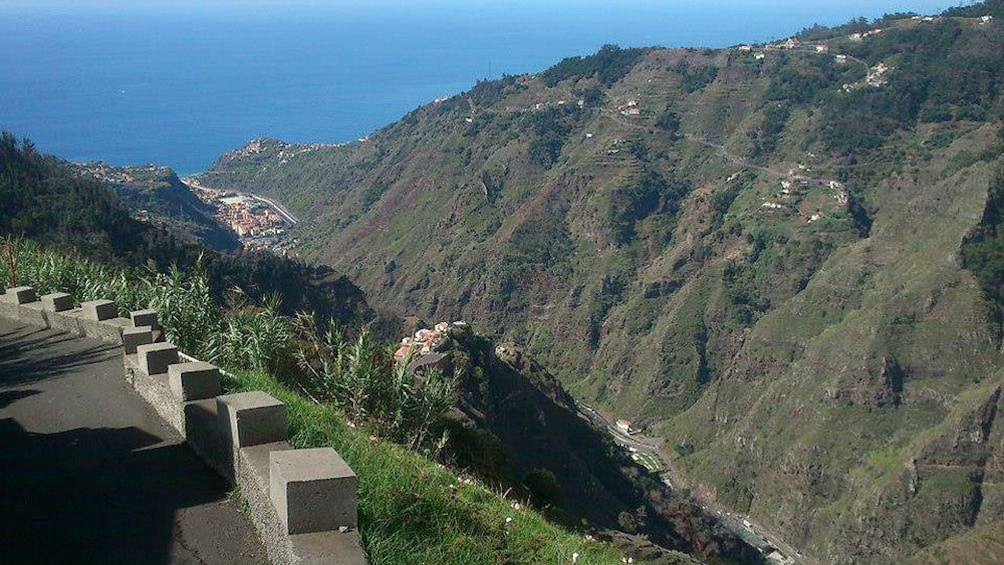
(226, 368, 646, 565)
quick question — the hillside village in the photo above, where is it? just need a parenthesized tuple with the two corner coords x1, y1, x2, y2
(186, 179, 299, 254)
(75, 161, 167, 185)
(394, 320, 470, 361)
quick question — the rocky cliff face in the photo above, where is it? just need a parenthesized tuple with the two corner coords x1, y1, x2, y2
(198, 5, 1004, 560)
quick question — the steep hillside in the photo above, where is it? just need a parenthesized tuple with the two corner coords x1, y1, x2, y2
(199, 3, 1004, 561)
(436, 324, 760, 563)
(74, 162, 240, 252)
(0, 132, 198, 267)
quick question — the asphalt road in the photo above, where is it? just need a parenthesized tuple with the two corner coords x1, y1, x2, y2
(249, 194, 298, 225)
(0, 317, 268, 564)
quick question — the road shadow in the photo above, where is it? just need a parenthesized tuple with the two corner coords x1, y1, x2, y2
(0, 417, 233, 564)
(0, 389, 40, 409)
(0, 323, 118, 386)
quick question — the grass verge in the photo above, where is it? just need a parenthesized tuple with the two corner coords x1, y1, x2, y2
(225, 369, 626, 565)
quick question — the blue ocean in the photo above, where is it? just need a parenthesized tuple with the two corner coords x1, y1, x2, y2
(1, 1, 953, 175)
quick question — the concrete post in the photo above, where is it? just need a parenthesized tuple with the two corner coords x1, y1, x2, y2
(270, 448, 358, 534)
(168, 361, 222, 401)
(217, 391, 287, 448)
(130, 309, 159, 330)
(81, 299, 118, 321)
(136, 342, 179, 375)
(8, 286, 38, 305)
(122, 326, 154, 355)
(41, 292, 74, 312)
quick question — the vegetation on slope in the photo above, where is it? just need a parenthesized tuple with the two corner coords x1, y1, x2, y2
(542, 44, 650, 88)
(73, 162, 241, 252)
(0, 139, 727, 562)
(0, 133, 372, 328)
(199, 2, 1004, 561)
(442, 331, 760, 562)
(0, 242, 644, 565)
(962, 159, 1004, 339)
(0, 132, 189, 267)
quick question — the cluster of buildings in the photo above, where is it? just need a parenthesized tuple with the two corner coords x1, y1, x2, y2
(394, 321, 468, 361)
(220, 137, 339, 168)
(736, 45, 768, 61)
(848, 28, 884, 42)
(840, 61, 890, 92)
(76, 162, 167, 184)
(217, 195, 285, 238)
(618, 100, 641, 116)
(864, 62, 890, 88)
(757, 166, 848, 226)
(188, 182, 297, 253)
(770, 38, 801, 50)
(275, 142, 341, 166)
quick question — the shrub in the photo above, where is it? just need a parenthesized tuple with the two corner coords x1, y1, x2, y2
(293, 314, 457, 449)
(140, 262, 222, 356)
(205, 291, 293, 374)
(524, 468, 561, 507)
(541, 44, 647, 87)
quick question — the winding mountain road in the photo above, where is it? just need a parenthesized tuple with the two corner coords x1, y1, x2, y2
(599, 107, 845, 192)
(249, 194, 298, 225)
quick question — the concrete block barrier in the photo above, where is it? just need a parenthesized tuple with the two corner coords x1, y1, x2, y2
(168, 361, 222, 401)
(8, 286, 38, 305)
(183, 399, 226, 471)
(130, 309, 158, 329)
(136, 342, 179, 375)
(41, 292, 74, 312)
(270, 448, 358, 534)
(0, 296, 46, 325)
(124, 352, 184, 435)
(122, 326, 154, 354)
(218, 391, 287, 448)
(81, 299, 117, 321)
(1, 289, 367, 564)
(66, 312, 131, 345)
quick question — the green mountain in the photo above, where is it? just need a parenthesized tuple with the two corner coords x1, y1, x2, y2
(0, 133, 198, 267)
(198, 3, 1004, 561)
(73, 162, 240, 252)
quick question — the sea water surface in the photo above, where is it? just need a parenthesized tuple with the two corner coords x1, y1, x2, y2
(1, 1, 954, 174)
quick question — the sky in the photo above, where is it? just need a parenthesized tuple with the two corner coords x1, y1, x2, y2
(0, 1, 965, 48)
(0, 0, 964, 18)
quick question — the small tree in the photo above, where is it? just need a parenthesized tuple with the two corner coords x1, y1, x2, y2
(1, 235, 20, 287)
(293, 315, 457, 449)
